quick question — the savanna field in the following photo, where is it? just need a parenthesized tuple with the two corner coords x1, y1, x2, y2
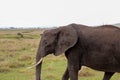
(0, 28, 120, 80)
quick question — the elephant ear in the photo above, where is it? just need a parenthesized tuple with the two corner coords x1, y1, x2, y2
(55, 26, 78, 56)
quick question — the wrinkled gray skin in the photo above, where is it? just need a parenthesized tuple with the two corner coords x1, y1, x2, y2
(36, 23, 120, 80)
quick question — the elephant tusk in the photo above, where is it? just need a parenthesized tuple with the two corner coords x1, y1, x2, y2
(27, 58, 43, 69)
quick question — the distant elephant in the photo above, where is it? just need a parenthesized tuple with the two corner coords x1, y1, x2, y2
(17, 32, 24, 38)
(36, 23, 120, 80)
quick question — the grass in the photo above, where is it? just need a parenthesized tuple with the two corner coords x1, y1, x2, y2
(0, 29, 120, 80)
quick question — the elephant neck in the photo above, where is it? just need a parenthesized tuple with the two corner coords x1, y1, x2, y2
(72, 26, 79, 39)
(72, 26, 87, 52)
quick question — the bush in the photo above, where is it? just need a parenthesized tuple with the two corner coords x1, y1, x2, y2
(0, 67, 10, 72)
(9, 61, 25, 68)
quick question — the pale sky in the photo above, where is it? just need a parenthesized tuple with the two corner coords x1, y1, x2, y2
(0, 0, 120, 28)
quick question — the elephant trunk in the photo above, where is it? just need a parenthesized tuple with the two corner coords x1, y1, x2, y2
(36, 58, 43, 80)
(36, 47, 44, 80)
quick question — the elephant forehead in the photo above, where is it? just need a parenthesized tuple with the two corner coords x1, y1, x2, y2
(44, 29, 57, 35)
(43, 31, 52, 37)
(43, 30, 51, 35)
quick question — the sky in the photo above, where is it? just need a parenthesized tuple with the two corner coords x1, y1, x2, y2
(0, 0, 120, 28)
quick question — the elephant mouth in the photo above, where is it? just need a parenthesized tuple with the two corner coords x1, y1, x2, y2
(36, 58, 43, 66)
(28, 58, 43, 69)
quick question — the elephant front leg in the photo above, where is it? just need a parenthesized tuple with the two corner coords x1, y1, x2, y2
(62, 67, 69, 80)
(67, 56, 80, 80)
(68, 64, 79, 80)
(103, 72, 115, 80)
(65, 45, 82, 80)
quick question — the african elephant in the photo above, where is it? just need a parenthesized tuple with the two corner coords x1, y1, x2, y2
(36, 23, 120, 80)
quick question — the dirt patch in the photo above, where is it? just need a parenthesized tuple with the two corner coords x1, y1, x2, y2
(79, 71, 95, 77)
(78, 67, 95, 77)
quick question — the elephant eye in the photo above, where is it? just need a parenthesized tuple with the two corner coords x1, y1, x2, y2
(44, 41, 48, 45)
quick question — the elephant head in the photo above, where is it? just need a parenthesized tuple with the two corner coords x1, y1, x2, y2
(36, 24, 78, 80)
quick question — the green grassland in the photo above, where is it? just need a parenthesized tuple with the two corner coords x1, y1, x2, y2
(0, 29, 120, 80)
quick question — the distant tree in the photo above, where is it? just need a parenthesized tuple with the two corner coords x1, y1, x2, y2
(10, 27, 15, 29)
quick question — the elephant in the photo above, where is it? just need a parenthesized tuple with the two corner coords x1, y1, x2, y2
(36, 23, 120, 80)
(17, 32, 24, 38)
